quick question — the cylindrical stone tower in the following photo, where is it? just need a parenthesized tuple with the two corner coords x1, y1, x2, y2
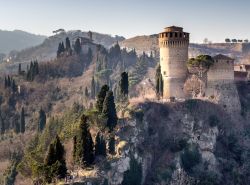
(159, 26, 189, 99)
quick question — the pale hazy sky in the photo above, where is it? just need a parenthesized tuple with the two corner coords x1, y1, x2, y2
(0, 0, 249, 43)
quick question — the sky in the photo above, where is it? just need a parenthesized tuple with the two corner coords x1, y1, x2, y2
(0, 0, 249, 43)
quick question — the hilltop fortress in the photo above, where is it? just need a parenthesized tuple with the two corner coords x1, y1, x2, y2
(159, 26, 242, 113)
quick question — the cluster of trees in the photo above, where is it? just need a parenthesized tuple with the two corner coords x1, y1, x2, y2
(4, 76, 17, 93)
(43, 135, 67, 183)
(225, 38, 249, 43)
(84, 76, 99, 99)
(96, 85, 117, 131)
(72, 114, 116, 167)
(26, 60, 39, 81)
(155, 64, 163, 98)
(57, 37, 73, 58)
(187, 55, 214, 69)
(129, 52, 154, 89)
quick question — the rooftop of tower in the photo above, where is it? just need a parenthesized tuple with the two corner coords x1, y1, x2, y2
(164, 26, 183, 32)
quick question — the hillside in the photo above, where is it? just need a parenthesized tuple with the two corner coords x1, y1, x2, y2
(0, 30, 46, 54)
(119, 35, 250, 63)
(6, 30, 125, 64)
(0, 33, 249, 185)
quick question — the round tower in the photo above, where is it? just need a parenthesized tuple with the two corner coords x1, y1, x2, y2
(159, 26, 189, 99)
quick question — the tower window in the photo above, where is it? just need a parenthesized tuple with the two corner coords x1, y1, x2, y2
(175, 32, 178, 37)
(170, 32, 173, 38)
(164, 71, 166, 75)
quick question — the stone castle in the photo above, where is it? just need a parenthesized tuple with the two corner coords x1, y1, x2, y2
(159, 26, 241, 113)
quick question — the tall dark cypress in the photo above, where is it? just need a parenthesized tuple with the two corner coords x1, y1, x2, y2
(95, 132, 106, 157)
(74, 38, 82, 55)
(57, 42, 62, 57)
(77, 114, 94, 167)
(96, 85, 109, 112)
(102, 91, 117, 131)
(38, 108, 46, 132)
(18, 63, 22, 75)
(0, 110, 5, 134)
(11, 79, 17, 93)
(159, 74, 163, 97)
(120, 72, 129, 97)
(65, 37, 71, 50)
(20, 107, 25, 133)
(108, 135, 116, 155)
(4, 77, 7, 88)
(155, 64, 161, 95)
(85, 87, 89, 98)
(95, 132, 101, 156)
(44, 135, 67, 180)
(73, 136, 77, 163)
(91, 76, 96, 99)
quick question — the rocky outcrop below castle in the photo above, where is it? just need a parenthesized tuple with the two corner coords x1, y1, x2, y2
(69, 100, 249, 185)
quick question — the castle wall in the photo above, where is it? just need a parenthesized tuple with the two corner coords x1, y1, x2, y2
(206, 58, 240, 113)
(207, 60, 234, 82)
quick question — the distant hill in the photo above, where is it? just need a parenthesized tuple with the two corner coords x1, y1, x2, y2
(8, 30, 125, 63)
(119, 34, 250, 63)
(0, 30, 46, 54)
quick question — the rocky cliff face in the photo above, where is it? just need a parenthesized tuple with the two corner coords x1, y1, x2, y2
(76, 99, 248, 185)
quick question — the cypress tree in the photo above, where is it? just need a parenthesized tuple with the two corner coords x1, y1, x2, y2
(45, 143, 56, 166)
(96, 85, 109, 112)
(18, 63, 21, 75)
(159, 74, 163, 97)
(61, 42, 65, 53)
(100, 135, 107, 157)
(77, 114, 94, 167)
(91, 76, 96, 99)
(73, 136, 77, 163)
(11, 79, 17, 93)
(87, 48, 93, 61)
(120, 72, 129, 97)
(7, 76, 11, 87)
(121, 157, 142, 185)
(102, 179, 109, 185)
(155, 64, 161, 95)
(74, 38, 81, 55)
(44, 135, 67, 180)
(14, 121, 20, 134)
(95, 132, 102, 156)
(38, 108, 46, 132)
(20, 107, 25, 133)
(102, 91, 117, 131)
(95, 132, 106, 157)
(85, 87, 89, 98)
(4, 77, 7, 88)
(108, 135, 116, 155)
(0, 110, 5, 134)
(57, 43, 62, 57)
(65, 37, 71, 50)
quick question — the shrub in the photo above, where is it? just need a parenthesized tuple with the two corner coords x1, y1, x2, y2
(209, 115, 219, 127)
(181, 145, 201, 174)
(185, 99, 198, 111)
(121, 157, 142, 185)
